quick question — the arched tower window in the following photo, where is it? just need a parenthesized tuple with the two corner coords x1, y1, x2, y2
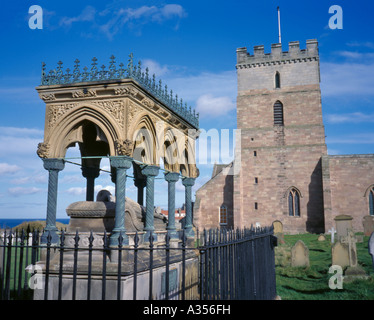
(369, 186, 374, 216)
(273, 100, 284, 126)
(288, 188, 300, 217)
(219, 205, 228, 225)
(275, 71, 281, 89)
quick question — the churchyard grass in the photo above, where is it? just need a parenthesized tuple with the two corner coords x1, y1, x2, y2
(275, 233, 374, 300)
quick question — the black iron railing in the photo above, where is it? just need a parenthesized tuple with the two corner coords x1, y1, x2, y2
(0, 226, 277, 300)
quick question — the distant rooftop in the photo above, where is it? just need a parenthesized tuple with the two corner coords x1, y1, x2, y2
(40, 54, 199, 128)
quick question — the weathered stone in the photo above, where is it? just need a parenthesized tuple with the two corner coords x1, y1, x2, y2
(317, 234, 326, 241)
(363, 216, 374, 237)
(332, 231, 358, 270)
(331, 242, 350, 268)
(334, 215, 353, 241)
(291, 240, 309, 267)
(273, 220, 283, 234)
(344, 266, 367, 283)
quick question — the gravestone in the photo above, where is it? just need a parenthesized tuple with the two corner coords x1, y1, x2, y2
(318, 234, 326, 241)
(363, 216, 374, 237)
(273, 220, 283, 234)
(272, 220, 285, 244)
(340, 231, 358, 267)
(331, 242, 350, 268)
(332, 231, 358, 268)
(334, 215, 353, 241)
(369, 232, 374, 271)
(291, 240, 309, 267)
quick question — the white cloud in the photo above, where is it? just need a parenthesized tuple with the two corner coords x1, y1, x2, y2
(321, 62, 374, 97)
(0, 163, 21, 175)
(0, 126, 43, 137)
(166, 70, 236, 102)
(142, 59, 169, 77)
(325, 112, 374, 124)
(8, 187, 43, 197)
(335, 51, 374, 60)
(66, 187, 86, 196)
(94, 185, 115, 195)
(60, 6, 96, 27)
(94, 4, 187, 39)
(326, 133, 374, 144)
(346, 41, 374, 49)
(0, 126, 43, 160)
(65, 184, 116, 197)
(0, 136, 41, 158)
(196, 94, 235, 117)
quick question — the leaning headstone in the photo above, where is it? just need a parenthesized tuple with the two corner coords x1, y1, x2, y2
(291, 240, 309, 267)
(273, 220, 285, 244)
(334, 215, 353, 241)
(363, 216, 374, 237)
(343, 231, 367, 281)
(369, 232, 374, 271)
(273, 220, 283, 234)
(340, 230, 358, 267)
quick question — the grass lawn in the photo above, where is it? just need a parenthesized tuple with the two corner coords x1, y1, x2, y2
(275, 233, 374, 300)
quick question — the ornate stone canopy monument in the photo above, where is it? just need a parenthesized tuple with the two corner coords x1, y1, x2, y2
(34, 54, 200, 299)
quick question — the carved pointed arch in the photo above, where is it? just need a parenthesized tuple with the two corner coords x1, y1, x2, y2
(131, 114, 157, 165)
(179, 135, 199, 178)
(162, 126, 183, 173)
(44, 104, 123, 158)
(283, 186, 303, 199)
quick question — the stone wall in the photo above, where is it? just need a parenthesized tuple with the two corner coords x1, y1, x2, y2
(323, 154, 374, 232)
(194, 163, 234, 230)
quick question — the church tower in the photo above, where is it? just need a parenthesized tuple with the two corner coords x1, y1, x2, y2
(234, 40, 327, 233)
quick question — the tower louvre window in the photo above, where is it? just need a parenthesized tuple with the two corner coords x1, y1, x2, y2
(273, 101, 284, 126)
(275, 72, 281, 89)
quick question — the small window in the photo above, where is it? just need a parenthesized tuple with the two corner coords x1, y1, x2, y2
(273, 101, 284, 126)
(369, 187, 374, 216)
(288, 188, 300, 217)
(254, 151, 257, 157)
(275, 72, 281, 89)
(219, 205, 227, 225)
(254, 202, 258, 210)
(255, 177, 258, 184)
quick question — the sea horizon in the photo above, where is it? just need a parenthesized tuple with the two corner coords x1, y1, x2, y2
(0, 218, 70, 230)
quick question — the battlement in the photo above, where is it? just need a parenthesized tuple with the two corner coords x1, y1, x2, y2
(236, 40, 319, 67)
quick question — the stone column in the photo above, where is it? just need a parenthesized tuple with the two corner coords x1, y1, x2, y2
(182, 177, 195, 237)
(109, 156, 133, 246)
(141, 165, 160, 242)
(41, 158, 65, 244)
(164, 172, 180, 239)
(81, 167, 101, 201)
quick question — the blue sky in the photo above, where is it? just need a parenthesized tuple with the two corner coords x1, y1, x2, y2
(0, 0, 373, 219)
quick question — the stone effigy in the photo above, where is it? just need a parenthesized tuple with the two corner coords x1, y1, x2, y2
(66, 189, 168, 233)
